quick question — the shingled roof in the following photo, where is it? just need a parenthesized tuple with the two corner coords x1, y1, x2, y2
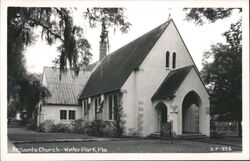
(43, 67, 90, 105)
(80, 20, 171, 99)
(151, 65, 193, 100)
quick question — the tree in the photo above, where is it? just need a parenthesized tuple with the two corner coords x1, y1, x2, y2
(8, 74, 51, 120)
(7, 7, 131, 122)
(184, 8, 242, 136)
(19, 74, 51, 119)
(8, 7, 91, 106)
(8, 8, 79, 121)
(202, 20, 242, 136)
(184, 8, 241, 25)
(8, 8, 92, 77)
(83, 8, 131, 53)
(8, 7, 89, 122)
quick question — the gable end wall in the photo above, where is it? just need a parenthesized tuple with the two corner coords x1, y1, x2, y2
(121, 21, 204, 136)
(171, 68, 210, 136)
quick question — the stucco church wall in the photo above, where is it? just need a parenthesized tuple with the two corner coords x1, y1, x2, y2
(40, 105, 82, 124)
(121, 72, 137, 135)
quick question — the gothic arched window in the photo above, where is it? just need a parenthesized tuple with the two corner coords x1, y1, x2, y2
(172, 52, 176, 68)
(166, 51, 170, 68)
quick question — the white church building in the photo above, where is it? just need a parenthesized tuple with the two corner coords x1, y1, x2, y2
(37, 19, 210, 137)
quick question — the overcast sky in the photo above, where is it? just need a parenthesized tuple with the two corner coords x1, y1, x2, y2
(24, 7, 241, 74)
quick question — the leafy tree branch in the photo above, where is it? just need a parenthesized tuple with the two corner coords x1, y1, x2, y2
(184, 8, 241, 25)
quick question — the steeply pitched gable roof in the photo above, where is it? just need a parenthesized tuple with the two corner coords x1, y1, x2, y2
(151, 65, 193, 100)
(43, 67, 89, 105)
(80, 20, 171, 99)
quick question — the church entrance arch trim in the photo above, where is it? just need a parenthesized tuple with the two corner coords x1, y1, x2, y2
(182, 90, 202, 134)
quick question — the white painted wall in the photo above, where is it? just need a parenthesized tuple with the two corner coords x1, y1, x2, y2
(39, 105, 82, 124)
(121, 20, 209, 136)
(121, 71, 137, 134)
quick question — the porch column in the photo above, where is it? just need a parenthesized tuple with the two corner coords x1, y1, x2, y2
(169, 104, 179, 136)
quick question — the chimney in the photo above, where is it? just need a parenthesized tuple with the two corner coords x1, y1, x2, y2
(99, 41, 107, 61)
(99, 18, 108, 61)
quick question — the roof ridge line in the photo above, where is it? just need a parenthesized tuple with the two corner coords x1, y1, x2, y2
(106, 19, 172, 58)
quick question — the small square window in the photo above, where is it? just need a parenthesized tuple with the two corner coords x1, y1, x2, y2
(60, 110, 67, 120)
(69, 110, 75, 120)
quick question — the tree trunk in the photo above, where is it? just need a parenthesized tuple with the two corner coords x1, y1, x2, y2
(238, 121, 242, 137)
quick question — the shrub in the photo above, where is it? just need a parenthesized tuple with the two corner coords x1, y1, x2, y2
(113, 105, 125, 137)
(51, 123, 71, 133)
(37, 120, 54, 132)
(26, 119, 37, 131)
(86, 120, 109, 136)
(67, 123, 74, 132)
(102, 122, 116, 137)
(127, 128, 140, 137)
(83, 104, 126, 137)
(71, 119, 88, 134)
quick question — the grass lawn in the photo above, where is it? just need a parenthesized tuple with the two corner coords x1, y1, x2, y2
(8, 125, 242, 153)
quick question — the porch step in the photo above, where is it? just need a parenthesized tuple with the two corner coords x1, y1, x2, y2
(176, 134, 207, 139)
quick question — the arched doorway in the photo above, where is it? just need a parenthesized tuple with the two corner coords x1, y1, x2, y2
(155, 102, 168, 132)
(182, 91, 201, 134)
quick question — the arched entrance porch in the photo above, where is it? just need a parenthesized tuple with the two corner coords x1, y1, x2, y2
(182, 91, 201, 134)
(155, 102, 168, 132)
